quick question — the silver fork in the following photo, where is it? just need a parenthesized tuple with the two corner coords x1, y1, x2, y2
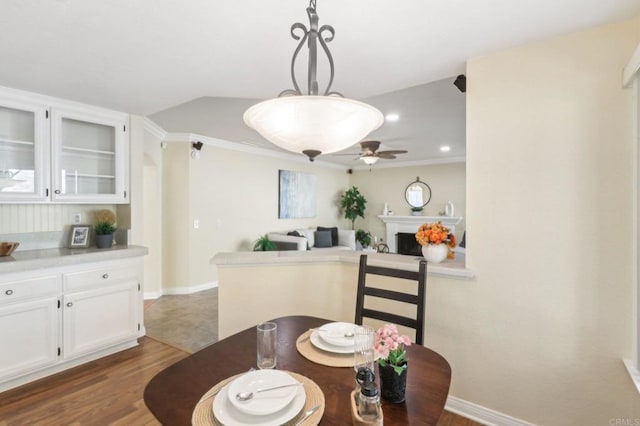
(294, 404, 321, 425)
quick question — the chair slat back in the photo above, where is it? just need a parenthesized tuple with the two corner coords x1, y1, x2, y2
(354, 254, 427, 345)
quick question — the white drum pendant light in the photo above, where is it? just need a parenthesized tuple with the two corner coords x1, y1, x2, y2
(243, 0, 384, 162)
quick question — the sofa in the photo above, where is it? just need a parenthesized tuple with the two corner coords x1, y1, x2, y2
(268, 227, 356, 251)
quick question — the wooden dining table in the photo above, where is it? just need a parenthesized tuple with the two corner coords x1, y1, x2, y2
(144, 316, 451, 425)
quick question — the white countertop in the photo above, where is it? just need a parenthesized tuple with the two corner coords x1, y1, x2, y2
(212, 249, 474, 279)
(0, 245, 148, 274)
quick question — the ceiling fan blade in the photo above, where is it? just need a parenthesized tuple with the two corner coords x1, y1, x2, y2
(377, 150, 408, 155)
(377, 153, 397, 159)
(360, 140, 381, 152)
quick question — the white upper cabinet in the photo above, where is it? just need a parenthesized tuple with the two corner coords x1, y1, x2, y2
(51, 108, 128, 203)
(0, 87, 129, 204)
(0, 98, 49, 202)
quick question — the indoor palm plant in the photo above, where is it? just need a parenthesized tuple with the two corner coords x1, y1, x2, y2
(374, 323, 412, 403)
(94, 209, 117, 249)
(340, 186, 367, 230)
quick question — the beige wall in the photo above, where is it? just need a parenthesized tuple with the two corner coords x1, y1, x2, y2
(162, 143, 351, 289)
(457, 19, 640, 423)
(218, 262, 355, 339)
(162, 143, 191, 290)
(349, 163, 466, 242)
(141, 123, 164, 297)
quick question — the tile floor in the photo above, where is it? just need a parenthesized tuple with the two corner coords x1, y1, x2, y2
(144, 288, 218, 353)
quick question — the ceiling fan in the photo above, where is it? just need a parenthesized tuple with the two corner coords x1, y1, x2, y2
(355, 140, 408, 165)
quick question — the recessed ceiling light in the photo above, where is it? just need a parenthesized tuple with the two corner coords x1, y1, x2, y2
(440, 145, 451, 152)
(385, 113, 399, 122)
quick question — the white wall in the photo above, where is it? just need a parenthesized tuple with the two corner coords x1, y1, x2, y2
(0, 204, 113, 235)
(450, 18, 640, 424)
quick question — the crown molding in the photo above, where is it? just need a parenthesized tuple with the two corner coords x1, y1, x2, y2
(351, 156, 466, 170)
(162, 133, 348, 170)
(0, 85, 127, 121)
(142, 118, 167, 140)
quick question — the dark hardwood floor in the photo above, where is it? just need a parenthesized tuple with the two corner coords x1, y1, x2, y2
(0, 337, 187, 425)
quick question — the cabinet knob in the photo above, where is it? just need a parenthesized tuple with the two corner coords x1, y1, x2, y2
(102, 273, 109, 279)
(66, 302, 73, 307)
(5, 289, 13, 296)
(54, 189, 61, 194)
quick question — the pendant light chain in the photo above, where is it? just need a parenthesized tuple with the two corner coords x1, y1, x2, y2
(278, 0, 339, 98)
(243, 0, 384, 161)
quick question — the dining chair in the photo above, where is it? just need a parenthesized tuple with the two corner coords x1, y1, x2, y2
(354, 254, 427, 345)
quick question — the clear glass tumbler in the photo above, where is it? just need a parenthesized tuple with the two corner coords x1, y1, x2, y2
(257, 322, 277, 369)
(353, 325, 375, 386)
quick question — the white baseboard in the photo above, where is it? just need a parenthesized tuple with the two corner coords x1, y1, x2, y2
(145, 281, 218, 298)
(624, 359, 640, 395)
(446, 395, 535, 426)
(143, 291, 163, 300)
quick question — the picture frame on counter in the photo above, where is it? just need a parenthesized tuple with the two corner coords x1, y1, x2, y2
(69, 225, 91, 248)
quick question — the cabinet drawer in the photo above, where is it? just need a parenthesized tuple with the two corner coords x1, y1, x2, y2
(64, 264, 139, 293)
(0, 276, 60, 305)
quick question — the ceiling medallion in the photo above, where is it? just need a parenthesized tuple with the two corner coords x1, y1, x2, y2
(243, 0, 384, 162)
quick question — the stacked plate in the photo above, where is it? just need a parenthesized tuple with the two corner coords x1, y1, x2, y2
(310, 322, 356, 354)
(212, 370, 306, 425)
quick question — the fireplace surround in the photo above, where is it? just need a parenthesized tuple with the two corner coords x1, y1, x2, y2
(378, 215, 462, 254)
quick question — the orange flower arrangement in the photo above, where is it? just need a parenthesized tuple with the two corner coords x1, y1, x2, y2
(415, 222, 457, 248)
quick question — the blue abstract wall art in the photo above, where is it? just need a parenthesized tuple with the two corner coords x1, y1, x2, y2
(278, 170, 317, 219)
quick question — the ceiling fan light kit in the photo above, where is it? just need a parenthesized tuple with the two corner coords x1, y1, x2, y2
(357, 140, 408, 164)
(243, 0, 383, 162)
(362, 155, 379, 165)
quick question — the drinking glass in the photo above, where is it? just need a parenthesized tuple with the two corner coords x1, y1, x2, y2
(257, 322, 277, 369)
(353, 325, 375, 378)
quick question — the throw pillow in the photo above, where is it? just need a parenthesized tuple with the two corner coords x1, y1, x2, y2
(287, 230, 310, 250)
(295, 229, 314, 250)
(317, 226, 339, 246)
(314, 230, 333, 248)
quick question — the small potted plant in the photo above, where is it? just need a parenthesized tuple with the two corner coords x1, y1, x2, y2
(374, 324, 412, 403)
(355, 229, 372, 250)
(94, 209, 117, 249)
(410, 206, 423, 216)
(253, 234, 277, 251)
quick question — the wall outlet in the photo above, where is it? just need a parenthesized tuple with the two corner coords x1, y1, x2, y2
(193, 219, 199, 229)
(73, 213, 82, 224)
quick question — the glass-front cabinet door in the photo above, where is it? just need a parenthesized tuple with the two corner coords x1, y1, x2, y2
(51, 108, 128, 203)
(0, 99, 49, 202)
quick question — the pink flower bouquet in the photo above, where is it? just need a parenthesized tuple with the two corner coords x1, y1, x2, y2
(374, 324, 412, 375)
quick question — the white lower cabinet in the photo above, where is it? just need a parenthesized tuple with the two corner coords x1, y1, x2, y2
(0, 296, 59, 381)
(0, 256, 144, 392)
(63, 280, 139, 359)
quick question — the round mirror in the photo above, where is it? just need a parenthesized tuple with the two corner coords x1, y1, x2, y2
(405, 178, 432, 208)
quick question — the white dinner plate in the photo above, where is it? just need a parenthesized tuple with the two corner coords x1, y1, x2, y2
(228, 370, 299, 416)
(317, 322, 357, 347)
(310, 330, 354, 354)
(213, 381, 306, 426)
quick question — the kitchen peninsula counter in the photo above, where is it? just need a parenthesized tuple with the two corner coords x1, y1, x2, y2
(212, 249, 473, 279)
(211, 250, 474, 339)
